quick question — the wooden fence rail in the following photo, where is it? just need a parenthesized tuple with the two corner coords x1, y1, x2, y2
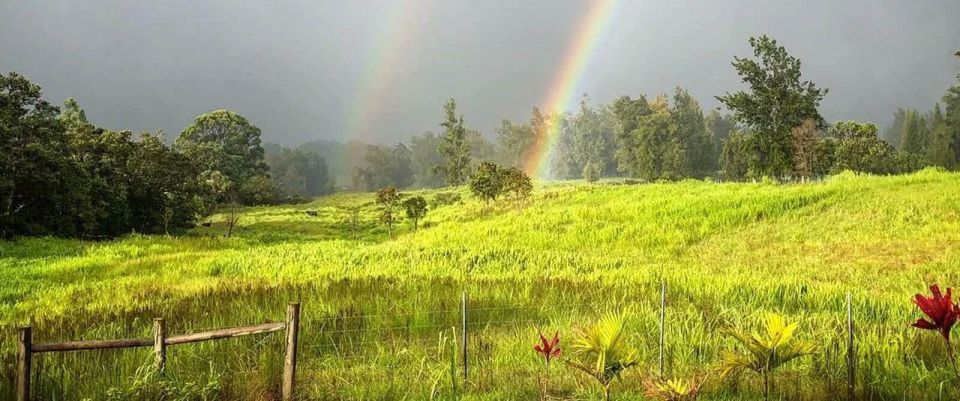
(15, 302, 301, 401)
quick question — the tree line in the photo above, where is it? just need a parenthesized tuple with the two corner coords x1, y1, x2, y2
(335, 36, 960, 190)
(0, 75, 334, 239)
(3, 35, 959, 238)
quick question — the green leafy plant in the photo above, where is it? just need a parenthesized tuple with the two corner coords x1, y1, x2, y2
(719, 314, 814, 401)
(402, 195, 428, 231)
(643, 375, 707, 401)
(567, 311, 639, 401)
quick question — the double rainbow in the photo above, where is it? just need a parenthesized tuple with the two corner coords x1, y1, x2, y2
(523, 0, 620, 179)
(347, 0, 619, 181)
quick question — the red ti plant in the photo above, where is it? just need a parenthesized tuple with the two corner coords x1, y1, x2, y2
(912, 284, 960, 380)
(533, 330, 561, 400)
(534, 331, 561, 365)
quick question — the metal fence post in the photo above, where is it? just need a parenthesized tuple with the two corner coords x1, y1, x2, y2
(17, 326, 31, 401)
(847, 292, 855, 401)
(461, 291, 468, 381)
(283, 302, 301, 401)
(659, 280, 666, 378)
(153, 318, 166, 374)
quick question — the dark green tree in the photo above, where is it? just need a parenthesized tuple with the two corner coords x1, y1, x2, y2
(942, 51, 960, 166)
(0, 73, 85, 238)
(469, 161, 505, 203)
(409, 132, 445, 188)
(175, 109, 272, 204)
(435, 99, 472, 186)
(375, 186, 402, 238)
(716, 35, 828, 178)
(502, 166, 533, 204)
(721, 130, 753, 180)
(631, 95, 676, 180)
(495, 119, 535, 169)
(671, 88, 715, 177)
(402, 196, 428, 231)
(611, 95, 652, 175)
(265, 147, 335, 198)
(929, 104, 956, 168)
(898, 109, 929, 157)
(830, 121, 904, 174)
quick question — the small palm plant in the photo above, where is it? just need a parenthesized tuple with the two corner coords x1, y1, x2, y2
(719, 314, 814, 401)
(567, 312, 639, 401)
(643, 375, 707, 401)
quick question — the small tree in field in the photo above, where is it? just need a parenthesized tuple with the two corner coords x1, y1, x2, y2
(583, 161, 602, 182)
(503, 167, 533, 204)
(470, 161, 505, 203)
(402, 196, 428, 231)
(376, 186, 402, 238)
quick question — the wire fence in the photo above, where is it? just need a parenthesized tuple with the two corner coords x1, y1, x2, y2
(12, 284, 957, 401)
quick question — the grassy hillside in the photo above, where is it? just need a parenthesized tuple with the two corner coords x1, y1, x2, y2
(2, 169, 960, 400)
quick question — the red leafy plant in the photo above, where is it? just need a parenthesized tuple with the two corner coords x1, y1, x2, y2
(912, 284, 960, 380)
(533, 330, 561, 400)
(534, 331, 561, 364)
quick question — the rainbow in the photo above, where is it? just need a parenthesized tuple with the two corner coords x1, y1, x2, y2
(523, 0, 621, 179)
(345, 0, 432, 144)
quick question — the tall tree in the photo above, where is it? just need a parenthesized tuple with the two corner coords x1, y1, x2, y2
(631, 95, 676, 180)
(671, 88, 715, 177)
(611, 95, 652, 175)
(790, 119, 819, 181)
(495, 119, 535, 169)
(898, 109, 929, 157)
(434, 98, 471, 186)
(716, 35, 828, 178)
(175, 109, 271, 203)
(409, 132, 445, 188)
(942, 51, 960, 166)
(928, 104, 956, 168)
(0, 73, 85, 237)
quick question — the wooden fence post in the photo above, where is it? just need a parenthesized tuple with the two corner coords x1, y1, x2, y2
(461, 291, 468, 382)
(282, 302, 301, 401)
(847, 292, 855, 401)
(153, 318, 166, 374)
(16, 327, 31, 401)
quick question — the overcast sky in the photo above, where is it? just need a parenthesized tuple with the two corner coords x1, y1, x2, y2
(2, 0, 959, 146)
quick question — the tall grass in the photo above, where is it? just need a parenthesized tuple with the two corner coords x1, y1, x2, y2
(1, 169, 959, 400)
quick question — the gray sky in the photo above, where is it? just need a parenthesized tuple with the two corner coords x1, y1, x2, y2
(2, 0, 959, 146)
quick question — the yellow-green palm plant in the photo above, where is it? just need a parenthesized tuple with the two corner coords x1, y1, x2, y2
(567, 311, 639, 401)
(643, 375, 707, 401)
(719, 314, 815, 401)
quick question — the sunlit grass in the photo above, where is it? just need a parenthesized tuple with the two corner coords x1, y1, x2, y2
(1, 169, 959, 400)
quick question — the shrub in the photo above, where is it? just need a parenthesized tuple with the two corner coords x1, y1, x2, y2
(502, 167, 533, 203)
(402, 196, 428, 231)
(375, 186, 402, 238)
(431, 192, 462, 207)
(583, 161, 602, 182)
(469, 161, 505, 203)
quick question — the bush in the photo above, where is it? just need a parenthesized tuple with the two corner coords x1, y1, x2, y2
(431, 192, 462, 207)
(402, 196, 428, 230)
(469, 161, 506, 203)
(583, 162, 601, 182)
(502, 167, 532, 202)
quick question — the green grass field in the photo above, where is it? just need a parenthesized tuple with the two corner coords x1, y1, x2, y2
(2, 169, 960, 400)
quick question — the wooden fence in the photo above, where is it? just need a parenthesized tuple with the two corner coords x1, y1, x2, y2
(15, 302, 301, 401)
